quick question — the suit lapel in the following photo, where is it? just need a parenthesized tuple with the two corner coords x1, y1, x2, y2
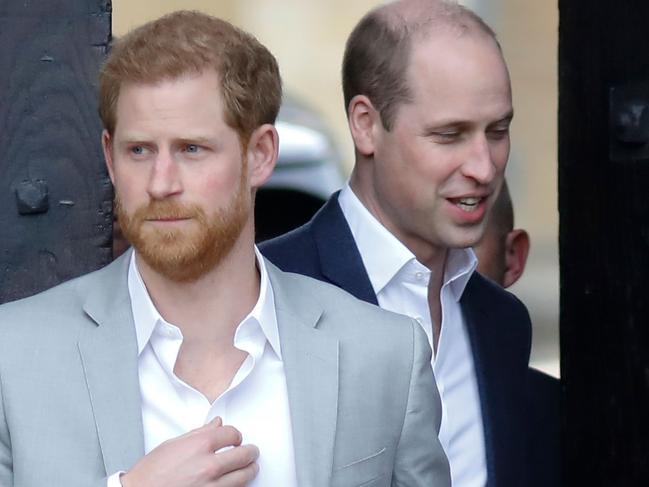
(78, 252, 144, 475)
(461, 274, 526, 487)
(311, 194, 379, 305)
(267, 262, 339, 487)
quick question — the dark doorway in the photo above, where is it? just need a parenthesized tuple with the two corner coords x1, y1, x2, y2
(560, 1, 649, 484)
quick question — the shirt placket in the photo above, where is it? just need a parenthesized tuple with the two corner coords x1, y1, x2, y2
(402, 262, 434, 353)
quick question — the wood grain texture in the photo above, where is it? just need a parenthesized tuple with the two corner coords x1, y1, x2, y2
(0, 0, 112, 304)
(559, 1, 649, 484)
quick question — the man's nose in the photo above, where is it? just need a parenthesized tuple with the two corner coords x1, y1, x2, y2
(461, 135, 497, 184)
(147, 151, 182, 199)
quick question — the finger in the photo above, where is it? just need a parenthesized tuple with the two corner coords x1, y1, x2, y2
(187, 421, 242, 453)
(182, 416, 222, 440)
(212, 460, 259, 486)
(209, 444, 259, 479)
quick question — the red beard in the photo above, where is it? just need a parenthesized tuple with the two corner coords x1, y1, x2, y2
(115, 183, 249, 283)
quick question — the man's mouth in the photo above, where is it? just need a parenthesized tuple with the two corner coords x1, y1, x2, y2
(449, 196, 483, 212)
(144, 216, 193, 224)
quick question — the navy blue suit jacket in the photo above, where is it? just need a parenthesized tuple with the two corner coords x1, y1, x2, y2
(261, 193, 542, 487)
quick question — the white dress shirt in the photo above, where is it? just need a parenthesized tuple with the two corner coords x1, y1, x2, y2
(339, 184, 487, 487)
(107, 248, 297, 487)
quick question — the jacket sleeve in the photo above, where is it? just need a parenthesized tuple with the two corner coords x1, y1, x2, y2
(392, 320, 451, 487)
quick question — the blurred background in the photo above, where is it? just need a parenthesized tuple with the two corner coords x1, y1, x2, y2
(113, 0, 559, 377)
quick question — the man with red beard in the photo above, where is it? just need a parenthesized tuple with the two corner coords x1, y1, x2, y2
(0, 10, 451, 487)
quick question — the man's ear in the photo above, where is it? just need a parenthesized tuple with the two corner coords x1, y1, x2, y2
(502, 228, 530, 288)
(348, 94, 380, 157)
(101, 129, 116, 184)
(247, 124, 279, 189)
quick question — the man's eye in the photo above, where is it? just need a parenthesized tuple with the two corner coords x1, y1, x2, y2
(130, 145, 146, 155)
(487, 128, 510, 140)
(431, 132, 460, 143)
(185, 144, 200, 153)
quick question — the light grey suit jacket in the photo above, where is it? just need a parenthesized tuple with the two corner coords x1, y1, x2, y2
(0, 252, 450, 487)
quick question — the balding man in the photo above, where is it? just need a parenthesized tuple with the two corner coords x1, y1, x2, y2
(262, 1, 532, 486)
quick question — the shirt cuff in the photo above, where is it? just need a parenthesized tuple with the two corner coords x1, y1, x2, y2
(107, 471, 125, 487)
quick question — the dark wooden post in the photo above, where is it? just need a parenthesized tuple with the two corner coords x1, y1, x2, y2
(560, 2, 649, 484)
(0, 0, 112, 304)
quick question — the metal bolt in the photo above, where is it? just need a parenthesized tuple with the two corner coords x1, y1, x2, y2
(15, 179, 49, 215)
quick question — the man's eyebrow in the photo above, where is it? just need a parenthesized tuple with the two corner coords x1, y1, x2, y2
(422, 120, 471, 133)
(176, 136, 214, 145)
(422, 111, 515, 134)
(493, 110, 515, 124)
(115, 135, 215, 145)
(115, 134, 151, 144)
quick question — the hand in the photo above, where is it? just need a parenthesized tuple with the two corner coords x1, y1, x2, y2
(121, 417, 259, 487)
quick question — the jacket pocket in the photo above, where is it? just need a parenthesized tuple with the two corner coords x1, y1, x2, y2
(331, 448, 388, 487)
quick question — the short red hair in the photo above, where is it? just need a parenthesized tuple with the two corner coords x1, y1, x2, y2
(99, 10, 282, 146)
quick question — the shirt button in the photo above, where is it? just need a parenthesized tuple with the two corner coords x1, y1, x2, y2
(415, 272, 424, 281)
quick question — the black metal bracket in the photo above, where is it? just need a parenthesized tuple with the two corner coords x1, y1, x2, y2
(609, 81, 649, 161)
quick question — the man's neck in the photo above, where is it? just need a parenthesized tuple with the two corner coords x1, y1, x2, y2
(348, 174, 448, 273)
(349, 172, 449, 349)
(135, 243, 260, 343)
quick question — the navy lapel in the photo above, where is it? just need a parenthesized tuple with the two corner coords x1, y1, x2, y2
(78, 252, 145, 475)
(310, 193, 378, 305)
(266, 262, 339, 487)
(461, 274, 528, 487)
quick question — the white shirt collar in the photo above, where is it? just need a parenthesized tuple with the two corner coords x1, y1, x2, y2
(127, 247, 281, 359)
(338, 183, 477, 301)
